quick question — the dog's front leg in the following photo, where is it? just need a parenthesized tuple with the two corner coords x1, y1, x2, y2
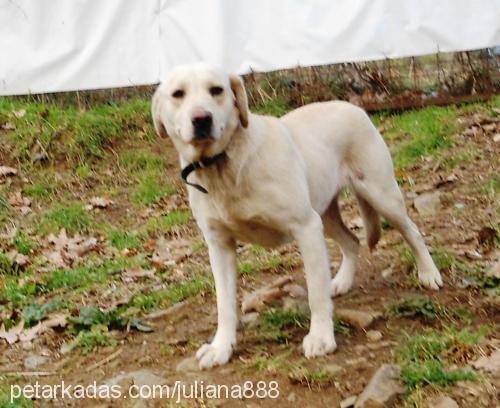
(196, 231, 237, 369)
(293, 211, 337, 358)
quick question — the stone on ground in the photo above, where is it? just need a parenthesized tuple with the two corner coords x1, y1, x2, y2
(354, 364, 404, 408)
(414, 191, 441, 216)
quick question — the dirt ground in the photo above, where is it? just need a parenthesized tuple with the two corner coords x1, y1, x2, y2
(0, 98, 499, 407)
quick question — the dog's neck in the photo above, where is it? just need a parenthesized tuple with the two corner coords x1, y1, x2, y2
(180, 123, 251, 194)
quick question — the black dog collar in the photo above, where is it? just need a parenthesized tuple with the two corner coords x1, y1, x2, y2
(180, 152, 227, 194)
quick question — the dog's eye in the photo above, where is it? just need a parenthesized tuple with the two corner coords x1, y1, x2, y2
(209, 86, 224, 96)
(172, 89, 185, 98)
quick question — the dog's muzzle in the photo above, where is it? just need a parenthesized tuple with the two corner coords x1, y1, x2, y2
(192, 112, 213, 139)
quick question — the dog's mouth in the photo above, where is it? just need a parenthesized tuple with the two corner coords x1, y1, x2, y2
(191, 135, 215, 146)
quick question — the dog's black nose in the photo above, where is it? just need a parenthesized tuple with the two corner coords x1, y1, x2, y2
(192, 112, 213, 138)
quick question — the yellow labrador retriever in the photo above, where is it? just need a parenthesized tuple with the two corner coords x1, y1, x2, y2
(152, 63, 442, 369)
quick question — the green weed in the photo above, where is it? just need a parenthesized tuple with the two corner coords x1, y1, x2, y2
(289, 366, 337, 388)
(38, 203, 91, 234)
(397, 326, 486, 390)
(381, 106, 459, 168)
(133, 175, 176, 205)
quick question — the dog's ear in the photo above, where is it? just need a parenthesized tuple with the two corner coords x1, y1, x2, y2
(151, 86, 169, 139)
(230, 75, 249, 128)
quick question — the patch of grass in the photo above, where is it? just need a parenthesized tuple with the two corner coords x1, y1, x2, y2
(0, 97, 154, 165)
(133, 175, 176, 206)
(431, 247, 455, 271)
(66, 325, 117, 354)
(381, 106, 459, 168)
(74, 163, 93, 179)
(252, 97, 290, 117)
(107, 229, 142, 250)
(22, 298, 65, 327)
(68, 306, 127, 331)
(38, 203, 92, 234)
(245, 349, 294, 374)
(140, 209, 192, 236)
(238, 261, 257, 275)
(41, 257, 133, 293)
(397, 326, 486, 390)
(0, 274, 41, 306)
(118, 149, 165, 173)
(13, 231, 37, 255)
(237, 249, 299, 276)
(23, 179, 59, 200)
(398, 244, 417, 270)
(401, 360, 475, 390)
(258, 308, 308, 342)
(288, 366, 337, 388)
(480, 175, 500, 198)
(0, 255, 21, 276)
(130, 274, 213, 311)
(0, 384, 34, 408)
(388, 296, 448, 320)
(442, 146, 480, 168)
(334, 317, 351, 336)
(0, 194, 11, 226)
(398, 244, 455, 273)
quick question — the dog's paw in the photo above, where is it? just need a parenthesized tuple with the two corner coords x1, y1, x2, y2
(302, 330, 337, 359)
(418, 268, 443, 290)
(330, 274, 353, 297)
(196, 342, 233, 369)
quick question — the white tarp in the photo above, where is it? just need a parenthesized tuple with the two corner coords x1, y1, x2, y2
(1, 0, 499, 95)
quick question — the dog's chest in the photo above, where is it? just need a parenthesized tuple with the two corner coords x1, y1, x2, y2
(228, 218, 290, 247)
(202, 196, 291, 247)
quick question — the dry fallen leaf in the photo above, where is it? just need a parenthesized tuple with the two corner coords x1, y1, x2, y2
(7, 250, 30, 267)
(123, 266, 157, 280)
(241, 275, 294, 313)
(88, 196, 113, 209)
(42, 313, 68, 329)
(43, 229, 98, 268)
(0, 165, 17, 178)
(0, 314, 68, 345)
(151, 237, 192, 268)
(1, 122, 16, 131)
(0, 319, 25, 345)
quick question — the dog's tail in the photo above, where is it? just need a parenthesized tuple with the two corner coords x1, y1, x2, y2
(354, 193, 381, 251)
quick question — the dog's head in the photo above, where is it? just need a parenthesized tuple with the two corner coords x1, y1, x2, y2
(152, 63, 248, 162)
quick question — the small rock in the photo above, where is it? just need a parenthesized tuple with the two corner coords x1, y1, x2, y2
(241, 312, 259, 324)
(346, 357, 368, 366)
(428, 395, 459, 408)
(485, 261, 500, 279)
(413, 191, 441, 216)
(323, 363, 344, 376)
(366, 330, 383, 342)
(22, 342, 34, 351)
(282, 297, 309, 314)
(470, 349, 500, 374)
(287, 392, 297, 402)
(349, 216, 364, 229)
(336, 309, 381, 329)
(176, 356, 200, 372)
(340, 396, 357, 408)
(283, 283, 307, 299)
(106, 369, 166, 388)
(355, 364, 404, 408)
(381, 268, 393, 279)
(493, 133, 500, 142)
(23, 355, 48, 369)
(454, 202, 465, 210)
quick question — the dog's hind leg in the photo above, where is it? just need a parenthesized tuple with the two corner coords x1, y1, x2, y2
(350, 168, 443, 290)
(322, 196, 360, 296)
